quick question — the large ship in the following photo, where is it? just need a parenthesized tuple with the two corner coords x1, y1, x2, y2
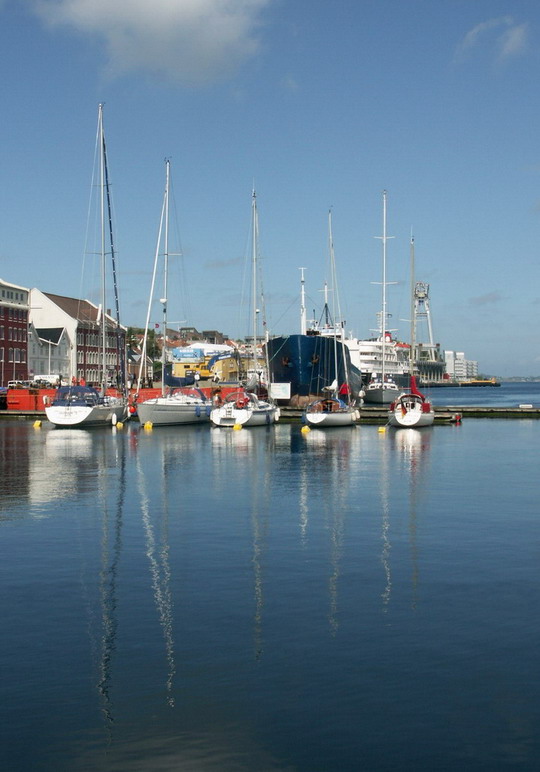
(265, 272, 363, 407)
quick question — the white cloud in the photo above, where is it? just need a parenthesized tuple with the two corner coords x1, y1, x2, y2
(499, 23, 529, 59)
(34, 0, 272, 85)
(455, 16, 529, 63)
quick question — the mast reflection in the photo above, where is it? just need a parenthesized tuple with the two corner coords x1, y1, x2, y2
(96, 435, 126, 728)
(136, 446, 176, 707)
(392, 427, 432, 610)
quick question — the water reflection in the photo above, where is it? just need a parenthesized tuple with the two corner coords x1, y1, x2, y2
(302, 427, 359, 635)
(390, 427, 432, 610)
(96, 433, 126, 728)
(136, 443, 177, 708)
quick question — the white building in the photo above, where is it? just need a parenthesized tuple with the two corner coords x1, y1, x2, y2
(29, 288, 126, 386)
(444, 350, 478, 381)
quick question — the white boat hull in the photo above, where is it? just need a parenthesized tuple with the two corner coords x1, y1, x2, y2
(388, 393, 435, 428)
(210, 394, 279, 427)
(137, 396, 211, 425)
(46, 399, 127, 427)
(304, 401, 359, 426)
(363, 383, 400, 404)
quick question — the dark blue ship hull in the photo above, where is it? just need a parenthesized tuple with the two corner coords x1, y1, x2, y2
(265, 334, 364, 406)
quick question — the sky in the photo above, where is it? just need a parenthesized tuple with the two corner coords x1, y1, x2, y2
(0, 0, 539, 376)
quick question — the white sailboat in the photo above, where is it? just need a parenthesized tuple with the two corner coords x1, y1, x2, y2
(46, 104, 128, 428)
(388, 235, 434, 428)
(304, 210, 359, 427)
(211, 190, 279, 427)
(363, 190, 400, 405)
(136, 160, 210, 426)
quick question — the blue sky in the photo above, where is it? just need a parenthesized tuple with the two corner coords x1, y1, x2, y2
(0, 0, 539, 376)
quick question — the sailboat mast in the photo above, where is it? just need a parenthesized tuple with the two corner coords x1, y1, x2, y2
(99, 104, 107, 394)
(381, 190, 387, 384)
(161, 159, 170, 396)
(328, 210, 339, 395)
(409, 233, 415, 380)
(252, 189, 258, 375)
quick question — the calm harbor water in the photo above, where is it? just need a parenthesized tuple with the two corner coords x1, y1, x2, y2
(1, 383, 540, 770)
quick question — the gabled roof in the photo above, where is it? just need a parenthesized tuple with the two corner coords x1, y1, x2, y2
(44, 292, 99, 323)
(42, 292, 125, 329)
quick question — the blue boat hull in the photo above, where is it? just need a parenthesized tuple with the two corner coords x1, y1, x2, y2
(265, 334, 364, 405)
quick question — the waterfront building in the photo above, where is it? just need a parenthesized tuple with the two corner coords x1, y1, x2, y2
(0, 278, 29, 386)
(27, 324, 71, 384)
(444, 350, 478, 381)
(29, 289, 126, 386)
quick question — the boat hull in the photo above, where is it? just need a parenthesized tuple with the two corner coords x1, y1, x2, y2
(45, 400, 127, 427)
(265, 334, 363, 406)
(305, 409, 359, 427)
(211, 404, 279, 427)
(210, 392, 279, 427)
(137, 396, 211, 426)
(363, 383, 400, 404)
(388, 393, 435, 428)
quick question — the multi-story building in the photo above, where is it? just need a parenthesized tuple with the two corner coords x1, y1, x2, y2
(0, 278, 29, 386)
(444, 350, 479, 381)
(27, 324, 71, 384)
(29, 289, 126, 387)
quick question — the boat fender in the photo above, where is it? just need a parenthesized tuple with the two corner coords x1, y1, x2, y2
(195, 405, 201, 417)
(265, 413, 270, 424)
(206, 405, 212, 416)
(111, 413, 117, 426)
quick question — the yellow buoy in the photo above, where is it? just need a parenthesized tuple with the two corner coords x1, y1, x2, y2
(33, 420, 42, 428)
(144, 421, 153, 430)
(116, 421, 124, 429)
(233, 423, 243, 431)
(378, 426, 386, 433)
(301, 425, 310, 433)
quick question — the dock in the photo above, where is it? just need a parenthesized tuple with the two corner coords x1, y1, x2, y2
(2, 404, 540, 423)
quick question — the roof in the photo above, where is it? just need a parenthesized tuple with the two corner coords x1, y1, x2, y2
(44, 292, 100, 323)
(43, 292, 125, 329)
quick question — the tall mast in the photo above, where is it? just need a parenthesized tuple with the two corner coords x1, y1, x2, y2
(409, 232, 415, 380)
(381, 190, 387, 383)
(328, 210, 339, 395)
(299, 267, 307, 335)
(99, 103, 107, 395)
(160, 159, 170, 396)
(252, 189, 258, 374)
(374, 190, 394, 383)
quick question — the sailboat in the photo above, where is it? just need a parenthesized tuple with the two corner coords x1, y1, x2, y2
(388, 235, 434, 428)
(136, 160, 210, 426)
(303, 211, 359, 427)
(46, 104, 128, 428)
(363, 190, 400, 405)
(211, 190, 279, 427)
